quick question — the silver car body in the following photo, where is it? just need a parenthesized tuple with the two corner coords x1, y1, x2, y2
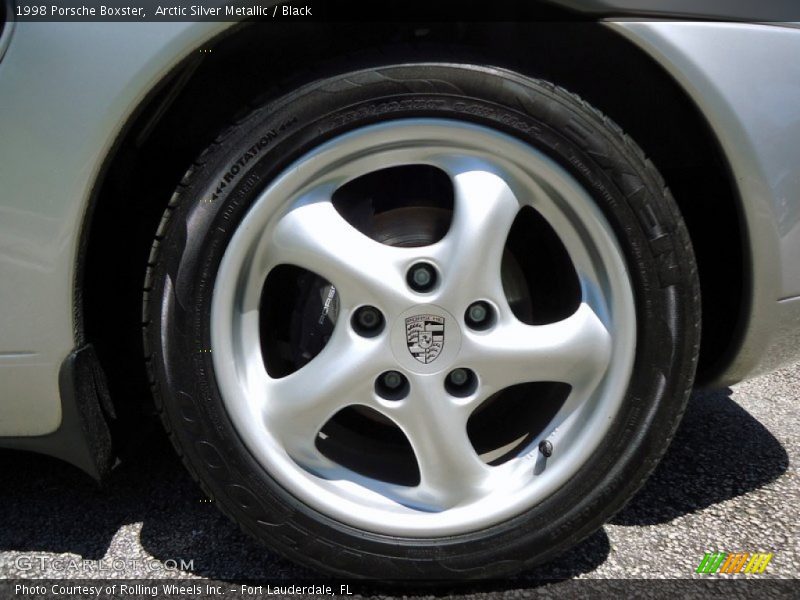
(0, 19, 799, 445)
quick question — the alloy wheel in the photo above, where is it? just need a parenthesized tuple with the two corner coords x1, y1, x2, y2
(210, 119, 636, 536)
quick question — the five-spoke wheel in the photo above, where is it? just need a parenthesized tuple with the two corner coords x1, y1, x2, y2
(145, 63, 699, 578)
(210, 120, 635, 535)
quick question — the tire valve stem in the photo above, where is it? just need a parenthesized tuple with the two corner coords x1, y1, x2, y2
(538, 440, 553, 458)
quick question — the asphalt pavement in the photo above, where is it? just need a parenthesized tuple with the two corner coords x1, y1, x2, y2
(0, 363, 797, 593)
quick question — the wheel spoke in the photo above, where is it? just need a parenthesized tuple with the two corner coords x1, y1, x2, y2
(463, 303, 613, 395)
(259, 330, 391, 463)
(393, 378, 492, 508)
(434, 169, 521, 303)
(265, 187, 411, 309)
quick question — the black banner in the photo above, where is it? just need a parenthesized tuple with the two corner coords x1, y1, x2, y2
(1, 579, 799, 599)
(6, 0, 800, 23)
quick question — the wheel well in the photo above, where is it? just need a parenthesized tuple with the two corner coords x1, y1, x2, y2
(80, 20, 743, 422)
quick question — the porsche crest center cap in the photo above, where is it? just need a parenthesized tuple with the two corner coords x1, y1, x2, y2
(405, 314, 444, 364)
(391, 305, 461, 374)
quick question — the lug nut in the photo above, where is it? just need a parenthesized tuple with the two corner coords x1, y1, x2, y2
(382, 370, 403, 390)
(445, 368, 477, 397)
(352, 306, 384, 337)
(449, 368, 469, 386)
(357, 307, 379, 328)
(468, 303, 487, 323)
(407, 263, 437, 292)
(465, 301, 495, 330)
(376, 370, 408, 400)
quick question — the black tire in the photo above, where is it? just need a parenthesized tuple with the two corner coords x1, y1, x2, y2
(143, 63, 700, 580)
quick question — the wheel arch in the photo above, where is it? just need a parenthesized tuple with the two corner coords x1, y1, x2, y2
(78, 20, 745, 427)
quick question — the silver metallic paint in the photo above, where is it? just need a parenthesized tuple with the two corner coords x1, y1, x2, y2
(0, 21, 232, 435)
(611, 21, 800, 384)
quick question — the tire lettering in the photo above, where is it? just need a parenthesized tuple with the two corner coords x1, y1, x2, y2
(206, 116, 298, 203)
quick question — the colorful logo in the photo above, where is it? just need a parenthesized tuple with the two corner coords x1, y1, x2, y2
(696, 552, 773, 574)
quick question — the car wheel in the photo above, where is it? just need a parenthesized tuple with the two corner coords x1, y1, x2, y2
(143, 63, 700, 579)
